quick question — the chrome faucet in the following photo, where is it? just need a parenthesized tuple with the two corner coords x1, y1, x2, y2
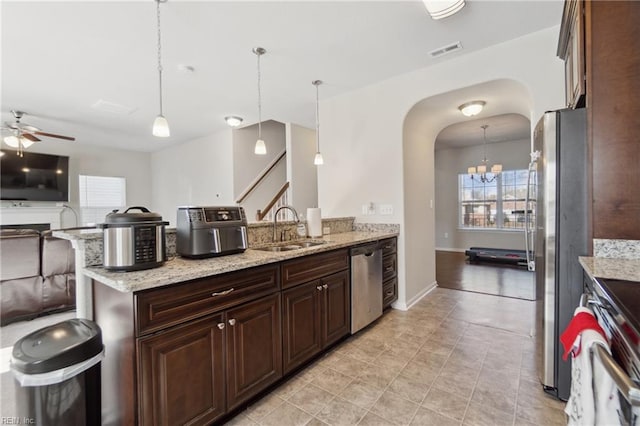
(273, 205, 300, 242)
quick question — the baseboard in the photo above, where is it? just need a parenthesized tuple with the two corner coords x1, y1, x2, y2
(391, 281, 437, 311)
(435, 247, 466, 253)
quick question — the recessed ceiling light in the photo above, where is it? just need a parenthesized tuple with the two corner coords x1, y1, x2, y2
(225, 116, 243, 127)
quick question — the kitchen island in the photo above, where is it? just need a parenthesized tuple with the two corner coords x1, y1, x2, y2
(55, 225, 398, 426)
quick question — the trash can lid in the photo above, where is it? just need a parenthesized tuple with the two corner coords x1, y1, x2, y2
(11, 318, 103, 375)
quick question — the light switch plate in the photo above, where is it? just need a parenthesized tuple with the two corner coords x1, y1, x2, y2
(380, 204, 393, 215)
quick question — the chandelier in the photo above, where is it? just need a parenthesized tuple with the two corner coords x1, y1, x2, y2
(468, 125, 502, 183)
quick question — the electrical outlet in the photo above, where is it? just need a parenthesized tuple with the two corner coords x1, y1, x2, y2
(380, 204, 393, 215)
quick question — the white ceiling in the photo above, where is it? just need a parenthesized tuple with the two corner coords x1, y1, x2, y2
(1, 0, 563, 153)
(435, 113, 531, 150)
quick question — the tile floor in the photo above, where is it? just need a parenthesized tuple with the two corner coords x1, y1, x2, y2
(225, 287, 567, 425)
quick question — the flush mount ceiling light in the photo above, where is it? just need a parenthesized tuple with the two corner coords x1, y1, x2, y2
(468, 125, 502, 183)
(423, 0, 466, 20)
(253, 47, 267, 155)
(225, 116, 243, 127)
(152, 0, 170, 138)
(312, 80, 324, 166)
(458, 100, 486, 117)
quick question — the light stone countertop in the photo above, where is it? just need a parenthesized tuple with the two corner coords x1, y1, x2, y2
(579, 256, 640, 282)
(81, 230, 398, 293)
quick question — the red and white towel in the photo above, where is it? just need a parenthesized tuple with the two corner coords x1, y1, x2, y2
(561, 306, 621, 425)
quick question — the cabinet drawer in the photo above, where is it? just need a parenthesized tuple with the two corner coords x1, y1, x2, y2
(380, 238, 397, 256)
(136, 264, 279, 336)
(383, 277, 397, 309)
(281, 249, 349, 290)
(382, 254, 397, 282)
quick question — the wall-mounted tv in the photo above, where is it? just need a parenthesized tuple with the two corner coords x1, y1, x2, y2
(1, 150, 69, 202)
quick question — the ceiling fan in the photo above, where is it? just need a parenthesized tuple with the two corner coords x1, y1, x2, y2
(1, 110, 75, 156)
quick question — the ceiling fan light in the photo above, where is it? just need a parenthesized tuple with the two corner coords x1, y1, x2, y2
(314, 152, 324, 166)
(254, 139, 266, 155)
(20, 138, 34, 148)
(458, 100, 486, 117)
(152, 115, 170, 137)
(423, 0, 466, 20)
(4, 135, 20, 148)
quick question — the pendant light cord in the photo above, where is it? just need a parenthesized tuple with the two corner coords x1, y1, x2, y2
(257, 51, 262, 139)
(315, 82, 320, 152)
(156, 0, 164, 116)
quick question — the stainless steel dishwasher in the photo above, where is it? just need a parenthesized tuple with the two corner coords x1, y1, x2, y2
(350, 242, 383, 333)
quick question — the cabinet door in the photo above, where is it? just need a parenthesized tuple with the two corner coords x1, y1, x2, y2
(282, 281, 323, 374)
(226, 293, 282, 410)
(321, 270, 351, 347)
(137, 314, 226, 426)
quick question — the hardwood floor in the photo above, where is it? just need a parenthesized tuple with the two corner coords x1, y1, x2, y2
(436, 250, 535, 300)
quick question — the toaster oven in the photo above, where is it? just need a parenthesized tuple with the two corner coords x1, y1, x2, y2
(176, 206, 248, 258)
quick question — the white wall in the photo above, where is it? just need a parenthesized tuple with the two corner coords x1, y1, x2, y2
(434, 138, 531, 251)
(151, 129, 234, 226)
(1, 142, 152, 228)
(319, 27, 566, 309)
(286, 123, 318, 216)
(233, 120, 286, 221)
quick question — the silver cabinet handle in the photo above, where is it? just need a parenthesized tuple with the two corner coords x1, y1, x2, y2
(217, 323, 225, 330)
(323, 284, 328, 290)
(228, 318, 236, 326)
(385, 291, 394, 296)
(316, 286, 323, 291)
(212, 288, 234, 297)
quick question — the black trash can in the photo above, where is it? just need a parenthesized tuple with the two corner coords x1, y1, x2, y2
(10, 318, 104, 426)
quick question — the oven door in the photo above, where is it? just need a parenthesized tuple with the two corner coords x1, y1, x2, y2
(582, 293, 640, 423)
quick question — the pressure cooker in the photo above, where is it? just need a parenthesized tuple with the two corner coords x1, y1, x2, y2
(98, 207, 169, 271)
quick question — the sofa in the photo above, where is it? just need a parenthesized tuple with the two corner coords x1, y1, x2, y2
(0, 229, 76, 325)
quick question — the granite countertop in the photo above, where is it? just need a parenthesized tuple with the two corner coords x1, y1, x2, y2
(81, 230, 398, 293)
(579, 256, 640, 282)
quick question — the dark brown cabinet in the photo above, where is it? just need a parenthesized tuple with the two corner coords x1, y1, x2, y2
(138, 314, 226, 426)
(226, 293, 282, 410)
(585, 1, 640, 240)
(282, 251, 350, 374)
(558, 0, 585, 109)
(380, 237, 398, 309)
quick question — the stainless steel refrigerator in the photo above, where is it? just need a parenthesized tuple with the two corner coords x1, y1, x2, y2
(527, 108, 588, 401)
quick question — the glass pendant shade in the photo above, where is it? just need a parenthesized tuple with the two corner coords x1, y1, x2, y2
(477, 164, 487, 174)
(314, 152, 324, 166)
(467, 166, 476, 174)
(4, 136, 20, 148)
(491, 164, 503, 174)
(152, 114, 170, 137)
(20, 138, 34, 148)
(254, 139, 266, 155)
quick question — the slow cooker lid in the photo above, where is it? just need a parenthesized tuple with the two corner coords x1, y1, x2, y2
(105, 206, 163, 224)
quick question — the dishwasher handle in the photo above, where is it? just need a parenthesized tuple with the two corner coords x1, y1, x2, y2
(350, 243, 381, 257)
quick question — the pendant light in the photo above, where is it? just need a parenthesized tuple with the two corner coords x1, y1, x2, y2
(152, 0, 170, 137)
(312, 80, 324, 166)
(253, 47, 267, 155)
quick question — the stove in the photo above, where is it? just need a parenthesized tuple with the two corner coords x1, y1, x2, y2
(587, 277, 640, 421)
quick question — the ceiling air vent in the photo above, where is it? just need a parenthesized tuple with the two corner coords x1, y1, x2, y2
(429, 41, 463, 58)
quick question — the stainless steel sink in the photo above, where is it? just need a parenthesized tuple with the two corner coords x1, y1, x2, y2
(253, 240, 326, 252)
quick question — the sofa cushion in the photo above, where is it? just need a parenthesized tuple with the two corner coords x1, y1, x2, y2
(0, 229, 41, 280)
(43, 275, 76, 310)
(1, 276, 43, 325)
(41, 231, 75, 277)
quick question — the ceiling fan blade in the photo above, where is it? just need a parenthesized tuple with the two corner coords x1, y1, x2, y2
(32, 131, 75, 141)
(21, 133, 41, 142)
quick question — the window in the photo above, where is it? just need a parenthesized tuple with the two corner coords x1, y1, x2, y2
(459, 169, 534, 230)
(79, 175, 126, 225)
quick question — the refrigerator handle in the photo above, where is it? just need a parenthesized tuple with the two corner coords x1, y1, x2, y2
(524, 152, 539, 272)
